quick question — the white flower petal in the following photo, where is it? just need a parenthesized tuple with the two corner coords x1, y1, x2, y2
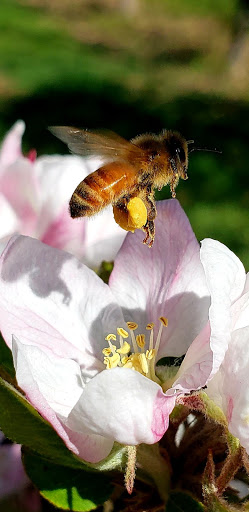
(207, 327, 249, 453)
(0, 121, 25, 167)
(201, 239, 246, 374)
(231, 291, 249, 331)
(0, 235, 124, 374)
(0, 194, 19, 240)
(12, 335, 113, 463)
(170, 322, 213, 393)
(110, 199, 210, 357)
(67, 367, 176, 445)
(83, 206, 126, 268)
(244, 273, 249, 293)
(12, 336, 84, 418)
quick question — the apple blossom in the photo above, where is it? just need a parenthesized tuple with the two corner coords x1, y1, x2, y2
(0, 200, 244, 464)
(0, 121, 125, 266)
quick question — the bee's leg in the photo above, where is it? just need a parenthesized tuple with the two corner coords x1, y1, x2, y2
(114, 195, 130, 213)
(143, 220, 155, 247)
(142, 188, 157, 247)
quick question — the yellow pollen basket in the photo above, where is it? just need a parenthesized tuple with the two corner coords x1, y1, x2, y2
(103, 317, 168, 385)
(113, 197, 147, 233)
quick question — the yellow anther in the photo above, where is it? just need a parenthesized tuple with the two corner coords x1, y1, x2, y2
(102, 347, 113, 356)
(146, 349, 156, 360)
(104, 356, 112, 369)
(103, 317, 168, 384)
(104, 352, 120, 369)
(136, 334, 145, 348)
(131, 354, 141, 372)
(159, 316, 168, 327)
(105, 334, 117, 341)
(117, 341, 131, 355)
(139, 353, 149, 374)
(117, 327, 129, 338)
(127, 322, 138, 330)
(146, 323, 154, 330)
(123, 359, 133, 369)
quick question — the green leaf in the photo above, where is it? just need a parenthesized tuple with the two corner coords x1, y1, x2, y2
(166, 491, 204, 512)
(0, 332, 15, 380)
(0, 376, 87, 469)
(23, 450, 113, 511)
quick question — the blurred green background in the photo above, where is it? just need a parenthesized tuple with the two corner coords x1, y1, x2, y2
(1, 0, 249, 268)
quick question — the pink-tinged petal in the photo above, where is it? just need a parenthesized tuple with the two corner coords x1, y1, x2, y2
(0, 194, 19, 239)
(0, 159, 39, 233)
(0, 444, 30, 499)
(67, 367, 175, 445)
(200, 239, 246, 375)
(40, 201, 125, 266)
(170, 322, 213, 393)
(12, 337, 84, 418)
(40, 205, 86, 259)
(207, 327, 249, 453)
(27, 149, 37, 163)
(33, 155, 97, 218)
(0, 235, 124, 372)
(12, 336, 113, 463)
(33, 155, 99, 260)
(0, 121, 25, 168)
(151, 390, 177, 442)
(63, 426, 114, 463)
(110, 199, 210, 357)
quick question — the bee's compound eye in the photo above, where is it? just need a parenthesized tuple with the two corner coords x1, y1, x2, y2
(176, 146, 186, 162)
(149, 151, 159, 161)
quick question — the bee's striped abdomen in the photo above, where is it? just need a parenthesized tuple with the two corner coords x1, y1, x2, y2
(69, 162, 137, 218)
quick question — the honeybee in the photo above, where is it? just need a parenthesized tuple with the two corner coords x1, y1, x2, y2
(49, 126, 189, 247)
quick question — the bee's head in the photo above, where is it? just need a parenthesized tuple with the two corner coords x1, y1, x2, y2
(162, 131, 189, 180)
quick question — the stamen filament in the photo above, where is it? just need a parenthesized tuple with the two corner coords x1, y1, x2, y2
(154, 317, 168, 354)
(146, 323, 154, 350)
(127, 322, 139, 353)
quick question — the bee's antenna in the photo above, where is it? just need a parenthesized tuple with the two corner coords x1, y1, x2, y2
(188, 147, 222, 154)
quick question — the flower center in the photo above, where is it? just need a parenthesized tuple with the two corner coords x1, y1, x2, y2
(102, 317, 168, 384)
